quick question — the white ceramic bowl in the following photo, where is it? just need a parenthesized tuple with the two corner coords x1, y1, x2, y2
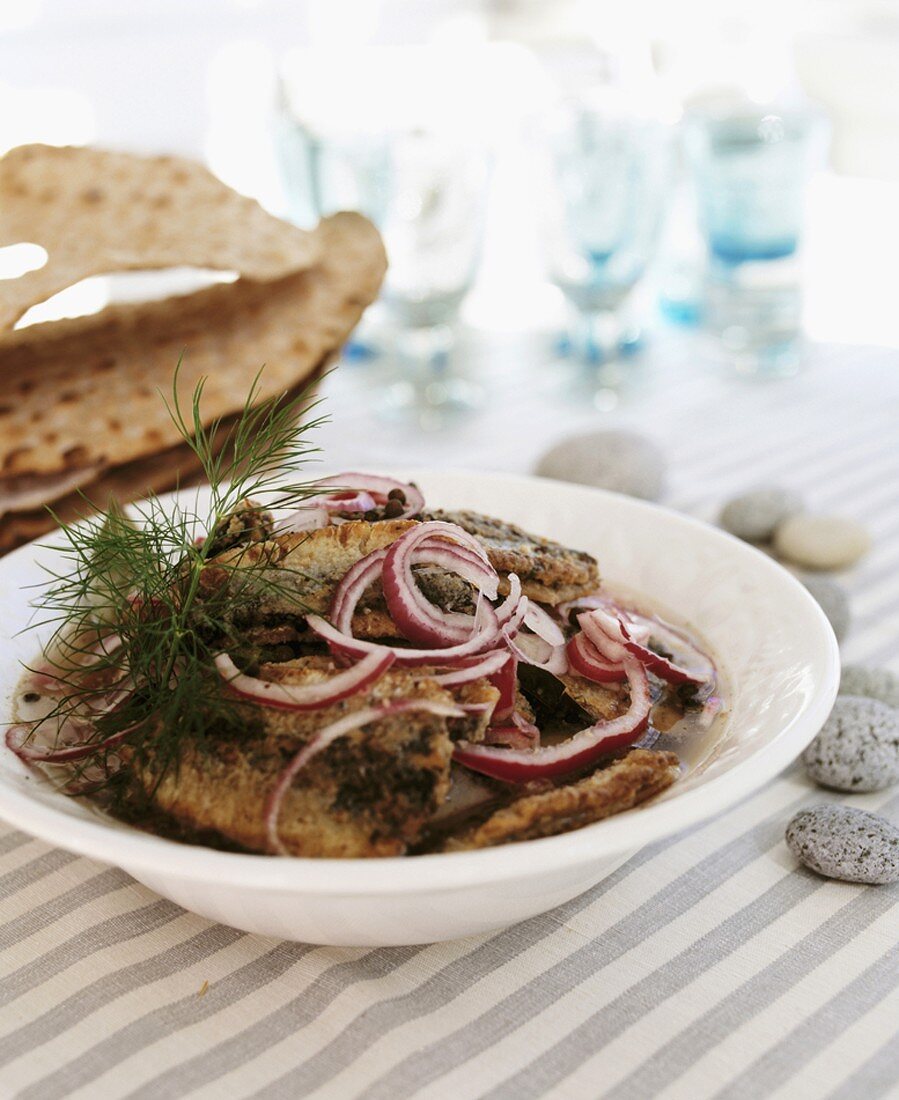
(0, 471, 839, 945)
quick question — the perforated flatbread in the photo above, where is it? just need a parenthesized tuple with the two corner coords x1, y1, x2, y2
(0, 211, 385, 482)
(0, 144, 322, 331)
(0, 366, 328, 554)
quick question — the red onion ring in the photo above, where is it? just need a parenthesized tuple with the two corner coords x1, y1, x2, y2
(580, 608, 711, 686)
(307, 614, 502, 668)
(554, 594, 612, 621)
(330, 548, 388, 634)
(507, 632, 569, 676)
(381, 522, 499, 646)
(273, 505, 330, 535)
(431, 650, 511, 687)
(699, 694, 723, 729)
(5, 720, 137, 765)
(523, 603, 566, 647)
(566, 633, 627, 683)
(329, 537, 498, 643)
(487, 651, 517, 722)
(264, 697, 464, 854)
(276, 473, 425, 535)
(452, 652, 650, 782)
(214, 650, 395, 711)
(319, 490, 378, 514)
(314, 473, 425, 520)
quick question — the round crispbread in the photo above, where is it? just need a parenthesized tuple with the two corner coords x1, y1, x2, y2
(0, 144, 322, 332)
(0, 211, 386, 484)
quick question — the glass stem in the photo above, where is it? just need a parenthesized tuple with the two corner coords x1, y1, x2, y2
(576, 307, 620, 366)
(394, 323, 455, 403)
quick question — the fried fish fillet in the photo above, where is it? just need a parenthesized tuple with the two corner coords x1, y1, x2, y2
(132, 660, 495, 857)
(421, 509, 599, 604)
(441, 750, 680, 851)
(200, 510, 600, 643)
(198, 520, 417, 639)
(559, 672, 628, 722)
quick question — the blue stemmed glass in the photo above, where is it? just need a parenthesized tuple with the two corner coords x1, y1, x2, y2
(276, 100, 487, 427)
(542, 97, 672, 405)
(684, 104, 824, 377)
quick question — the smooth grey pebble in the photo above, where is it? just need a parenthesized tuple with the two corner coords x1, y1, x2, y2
(774, 514, 871, 570)
(803, 576, 851, 643)
(803, 695, 899, 792)
(535, 430, 666, 502)
(719, 486, 804, 542)
(840, 666, 899, 709)
(786, 804, 899, 884)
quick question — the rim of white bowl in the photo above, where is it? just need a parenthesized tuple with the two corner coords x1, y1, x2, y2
(0, 472, 840, 894)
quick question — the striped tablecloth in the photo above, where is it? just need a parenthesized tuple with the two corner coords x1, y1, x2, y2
(2, 337, 898, 1099)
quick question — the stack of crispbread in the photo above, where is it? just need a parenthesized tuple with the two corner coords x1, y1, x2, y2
(0, 145, 387, 553)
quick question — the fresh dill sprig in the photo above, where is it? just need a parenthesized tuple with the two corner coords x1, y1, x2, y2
(17, 366, 329, 798)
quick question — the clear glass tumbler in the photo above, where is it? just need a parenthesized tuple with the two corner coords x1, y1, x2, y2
(277, 108, 488, 427)
(684, 104, 824, 377)
(541, 96, 672, 405)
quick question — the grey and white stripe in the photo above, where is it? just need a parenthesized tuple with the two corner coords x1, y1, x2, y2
(1, 340, 897, 1099)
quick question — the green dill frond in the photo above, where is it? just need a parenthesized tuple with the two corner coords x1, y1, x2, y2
(16, 367, 329, 798)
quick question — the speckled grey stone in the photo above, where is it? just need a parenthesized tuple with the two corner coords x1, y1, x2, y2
(719, 487, 804, 542)
(535, 431, 666, 501)
(803, 577, 851, 643)
(786, 804, 899, 884)
(803, 696, 899, 792)
(839, 666, 899, 710)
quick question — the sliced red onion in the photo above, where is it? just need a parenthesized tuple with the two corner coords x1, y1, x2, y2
(5, 720, 136, 764)
(488, 651, 517, 722)
(507, 631, 569, 676)
(698, 694, 723, 729)
(431, 650, 511, 687)
(453, 654, 650, 782)
(307, 614, 501, 668)
(554, 594, 612, 621)
(580, 608, 711, 686)
(495, 573, 523, 628)
(273, 505, 330, 535)
(17, 666, 69, 698)
(523, 603, 566, 648)
(330, 548, 388, 634)
(320, 490, 378, 514)
(277, 473, 426, 534)
(312, 473, 425, 519)
(510, 709, 540, 738)
(457, 701, 494, 715)
(264, 697, 464, 854)
(90, 633, 124, 660)
(382, 522, 498, 646)
(329, 532, 498, 645)
(214, 650, 394, 711)
(84, 679, 136, 715)
(566, 632, 627, 683)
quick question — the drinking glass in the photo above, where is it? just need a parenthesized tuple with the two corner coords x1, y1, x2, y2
(684, 104, 824, 377)
(277, 107, 488, 427)
(541, 97, 672, 404)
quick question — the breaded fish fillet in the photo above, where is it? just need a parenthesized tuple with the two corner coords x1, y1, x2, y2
(442, 750, 680, 851)
(559, 672, 628, 722)
(132, 659, 496, 857)
(198, 519, 417, 639)
(422, 509, 599, 604)
(199, 511, 600, 642)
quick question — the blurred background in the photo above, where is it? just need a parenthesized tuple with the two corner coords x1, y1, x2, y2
(1, 0, 897, 454)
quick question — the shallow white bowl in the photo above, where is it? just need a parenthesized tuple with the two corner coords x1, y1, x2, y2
(0, 471, 839, 945)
